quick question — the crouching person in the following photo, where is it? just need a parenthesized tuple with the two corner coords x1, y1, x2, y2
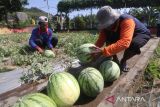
(90, 6, 151, 72)
(29, 16, 58, 54)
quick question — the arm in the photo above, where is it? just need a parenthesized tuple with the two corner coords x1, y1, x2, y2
(95, 30, 106, 48)
(102, 19, 135, 56)
(29, 29, 43, 53)
(29, 29, 38, 49)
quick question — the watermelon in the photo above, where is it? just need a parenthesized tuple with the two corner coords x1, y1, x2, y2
(13, 93, 57, 107)
(76, 43, 96, 64)
(47, 72, 80, 107)
(99, 60, 120, 82)
(44, 50, 55, 58)
(78, 67, 104, 97)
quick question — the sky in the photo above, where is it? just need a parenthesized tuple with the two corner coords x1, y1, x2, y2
(25, 0, 99, 18)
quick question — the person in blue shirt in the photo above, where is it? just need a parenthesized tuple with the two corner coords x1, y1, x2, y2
(29, 16, 58, 53)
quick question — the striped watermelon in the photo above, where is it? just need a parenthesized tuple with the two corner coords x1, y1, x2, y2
(44, 50, 55, 58)
(78, 67, 104, 97)
(47, 72, 80, 107)
(13, 93, 57, 107)
(99, 60, 120, 82)
(76, 43, 96, 63)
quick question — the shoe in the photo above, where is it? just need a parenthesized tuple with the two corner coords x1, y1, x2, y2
(120, 62, 130, 72)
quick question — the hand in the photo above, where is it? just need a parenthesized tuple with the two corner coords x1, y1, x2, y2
(89, 46, 103, 55)
(36, 47, 44, 54)
(88, 46, 103, 61)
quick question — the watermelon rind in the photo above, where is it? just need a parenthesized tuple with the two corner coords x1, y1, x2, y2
(76, 43, 96, 63)
(13, 93, 57, 107)
(44, 50, 56, 58)
(99, 60, 120, 82)
(78, 67, 104, 97)
(47, 72, 80, 107)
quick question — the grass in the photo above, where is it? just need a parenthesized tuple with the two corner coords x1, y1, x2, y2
(129, 42, 160, 107)
(135, 42, 160, 102)
(145, 43, 160, 79)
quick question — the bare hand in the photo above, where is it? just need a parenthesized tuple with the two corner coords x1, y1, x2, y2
(89, 46, 103, 55)
(87, 46, 103, 61)
(37, 47, 44, 54)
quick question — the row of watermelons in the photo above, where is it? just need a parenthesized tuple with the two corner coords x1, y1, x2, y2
(13, 43, 120, 107)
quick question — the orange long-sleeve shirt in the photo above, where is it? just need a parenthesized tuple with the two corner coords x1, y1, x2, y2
(95, 19, 135, 56)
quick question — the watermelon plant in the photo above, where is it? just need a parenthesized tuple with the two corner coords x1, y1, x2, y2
(20, 61, 53, 83)
(0, 31, 99, 84)
(57, 31, 98, 57)
(0, 31, 98, 67)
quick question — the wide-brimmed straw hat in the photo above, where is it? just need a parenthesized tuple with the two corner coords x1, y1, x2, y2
(96, 6, 121, 29)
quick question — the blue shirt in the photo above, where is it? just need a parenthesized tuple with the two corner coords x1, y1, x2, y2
(29, 27, 53, 49)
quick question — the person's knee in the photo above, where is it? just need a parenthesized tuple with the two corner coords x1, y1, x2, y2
(131, 38, 149, 50)
(52, 37, 58, 43)
(132, 34, 150, 48)
(52, 37, 58, 47)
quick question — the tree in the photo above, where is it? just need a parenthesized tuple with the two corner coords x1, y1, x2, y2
(57, 0, 160, 13)
(57, 0, 160, 30)
(129, 7, 160, 27)
(74, 16, 86, 30)
(83, 14, 97, 29)
(70, 14, 97, 30)
(0, 0, 28, 22)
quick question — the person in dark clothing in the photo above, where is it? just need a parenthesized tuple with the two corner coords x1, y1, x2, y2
(90, 6, 151, 72)
(29, 16, 58, 53)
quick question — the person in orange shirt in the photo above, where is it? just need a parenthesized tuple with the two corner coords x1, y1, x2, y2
(91, 6, 151, 72)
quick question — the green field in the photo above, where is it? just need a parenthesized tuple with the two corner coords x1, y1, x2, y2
(0, 32, 159, 83)
(0, 31, 98, 82)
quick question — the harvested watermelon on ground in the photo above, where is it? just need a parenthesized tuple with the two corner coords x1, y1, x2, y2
(99, 60, 120, 82)
(13, 93, 57, 107)
(76, 43, 97, 64)
(47, 72, 80, 107)
(44, 50, 55, 58)
(78, 67, 104, 97)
